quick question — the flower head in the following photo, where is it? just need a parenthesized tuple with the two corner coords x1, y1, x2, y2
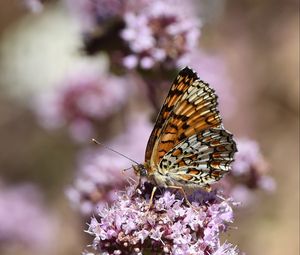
(85, 183, 239, 254)
(67, 0, 200, 69)
(121, 0, 201, 70)
(34, 65, 130, 142)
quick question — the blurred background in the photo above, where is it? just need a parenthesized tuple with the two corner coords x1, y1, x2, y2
(0, 0, 298, 254)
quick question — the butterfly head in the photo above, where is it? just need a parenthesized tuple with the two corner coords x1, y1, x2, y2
(133, 163, 148, 177)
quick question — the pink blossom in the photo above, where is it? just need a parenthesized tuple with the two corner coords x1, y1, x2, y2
(84, 184, 239, 254)
(121, 0, 201, 70)
(34, 66, 130, 142)
(65, 0, 201, 70)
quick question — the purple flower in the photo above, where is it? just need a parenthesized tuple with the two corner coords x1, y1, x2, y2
(34, 65, 130, 142)
(121, 0, 201, 70)
(0, 181, 56, 251)
(232, 138, 268, 177)
(66, 0, 200, 68)
(84, 183, 239, 254)
(66, 115, 152, 215)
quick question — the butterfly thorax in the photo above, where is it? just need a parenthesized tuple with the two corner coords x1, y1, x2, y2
(133, 161, 173, 187)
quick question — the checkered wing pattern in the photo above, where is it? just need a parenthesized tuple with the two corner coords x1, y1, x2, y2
(159, 128, 237, 187)
(145, 67, 199, 162)
(145, 67, 237, 186)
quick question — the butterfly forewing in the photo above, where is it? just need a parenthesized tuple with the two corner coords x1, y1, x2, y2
(145, 67, 198, 161)
(156, 80, 222, 163)
(147, 68, 223, 166)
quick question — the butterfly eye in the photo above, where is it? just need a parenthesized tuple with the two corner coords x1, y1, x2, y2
(132, 164, 147, 176)
(139, 164, 148, 177)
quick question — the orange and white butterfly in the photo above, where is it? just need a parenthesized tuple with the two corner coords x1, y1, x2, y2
(133, 67, 237, 202)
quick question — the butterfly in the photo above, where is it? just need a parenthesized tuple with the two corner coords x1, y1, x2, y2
(133, 67, 237, 205)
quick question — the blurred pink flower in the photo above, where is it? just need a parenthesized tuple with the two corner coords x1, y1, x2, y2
(34, 66, 130, 142)
(229, 185, 255, 207)
(232, 138, 268, 177)
(121, 0, 201, 70)
(0, 181, 56, 251)
(66, 115, 152, 214)
(67, 0, 201, 69)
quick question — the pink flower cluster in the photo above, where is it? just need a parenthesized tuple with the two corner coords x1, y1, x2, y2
(66, 0, 201, 70)
(35, 67, 130, 142)
(84, 185, 239, 255)
(121, 0, 200, 70)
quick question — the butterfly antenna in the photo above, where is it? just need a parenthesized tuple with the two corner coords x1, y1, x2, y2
(123, 166, 133, 172)
(92, 139, 139, 165)
(122, 166, 133, 177)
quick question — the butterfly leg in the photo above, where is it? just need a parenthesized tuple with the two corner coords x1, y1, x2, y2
(135, 175, 142, 191)
(147, 186, 158, 210)
(167, 185, 193, 208)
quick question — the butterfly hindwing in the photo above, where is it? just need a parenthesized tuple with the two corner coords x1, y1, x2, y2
(159, 128, 237, 187)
